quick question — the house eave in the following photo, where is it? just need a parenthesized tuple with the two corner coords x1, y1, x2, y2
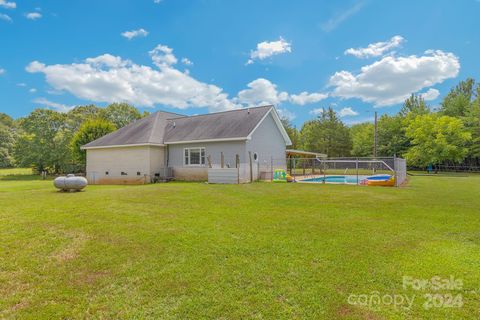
(165, 137, 249, 145)
(81, 143, 166, 150)
(246, 106, 293, 146)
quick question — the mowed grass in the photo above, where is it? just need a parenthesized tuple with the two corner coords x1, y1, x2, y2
(0, 168, 44, 182)
(0, 174, 479, 319)
(0, 168, 33, 175)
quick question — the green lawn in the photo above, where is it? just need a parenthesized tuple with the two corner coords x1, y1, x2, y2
(0, 167, 33, 176)
(0, 173, 479, 319)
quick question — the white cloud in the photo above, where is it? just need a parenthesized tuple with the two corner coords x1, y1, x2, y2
(235, 78, 289, 106)
(0, 13, 12, 22)
(181, 57, 193, 66)
(0, 68, 5, 75)
(25, 61, 46, 73)
(338, 107, 358, 117)
(0, 0, 16, 9)
(29, 88, 37, 93)
(321, 1, 365, 32)
(153, 0, 162, 3)
(345, 35, 404, 59)
(247, 37, 291, 64)
(33, 98, 74, 113)
(121, 28, 148, 40)
(26, 45, 238, 112)
(85, 54, 130, 68)
(26, 44, 355, 113)
(309, 108, 324, 116)
(329, 50, 460, 106)
(420, 88, 440, 101)
(234, 78, 327, 107)
(149, 44, 177, 67)
(289, 91, 328, 105)
(26, 12, 42, 20)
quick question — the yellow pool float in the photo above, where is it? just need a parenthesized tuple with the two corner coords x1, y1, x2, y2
(367, 176, 395, 187)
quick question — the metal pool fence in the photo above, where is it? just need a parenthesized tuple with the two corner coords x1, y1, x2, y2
(270, 156, 407, 187)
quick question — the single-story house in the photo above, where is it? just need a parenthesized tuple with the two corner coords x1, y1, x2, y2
(81, 105, 292, 184)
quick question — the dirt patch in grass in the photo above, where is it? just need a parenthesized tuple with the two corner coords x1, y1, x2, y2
(73, 270, 111, 286)
(336, 304, 385, 319)
(49, 229, 90, 263)
(9, 300, 29, 312)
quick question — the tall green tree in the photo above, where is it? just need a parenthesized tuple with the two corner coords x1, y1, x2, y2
(350, 123, 374, 157)
(463, 98, 480, 162)
(399, 94, 430, 117)
(281, 118, 300, 149)
(14, 109, 72, 173)
(0, 112, 14, 127)
(0, 125, 16, 168)
(101, 103, 142, 128)
(67, 105, 103, 131)
(439, 79, 480, 166)
(70, 119, 116, 164)
(300, 107, 351, 157)
(0, 113, 17, 168)
(405, 114, 471, 167)
(377, 115, 410, 157)
(440, 78, 475, 117)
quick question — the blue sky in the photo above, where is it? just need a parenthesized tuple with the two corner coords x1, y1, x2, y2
(0, 0, 479, 126)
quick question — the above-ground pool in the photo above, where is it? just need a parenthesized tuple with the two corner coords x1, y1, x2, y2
(301, 175, 368, 184)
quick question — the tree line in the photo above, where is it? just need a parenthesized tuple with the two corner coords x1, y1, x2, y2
(1, 78, 479, 173)
(283, 78, 479, 168)
(0, 103, 145, 173)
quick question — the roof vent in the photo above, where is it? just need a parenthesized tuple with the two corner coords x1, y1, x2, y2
(173, 121, 176, 128)
(247, 108, 250, 114)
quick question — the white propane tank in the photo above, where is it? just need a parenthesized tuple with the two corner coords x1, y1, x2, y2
(54, 174, 88, 192)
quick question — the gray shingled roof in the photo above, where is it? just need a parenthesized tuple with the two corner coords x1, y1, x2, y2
(164, 105, 272, 143)
(82, 111, 183, 148)
(82, 105, 275, 148)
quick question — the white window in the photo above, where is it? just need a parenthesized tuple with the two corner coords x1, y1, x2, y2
(184, 147, 206, 166)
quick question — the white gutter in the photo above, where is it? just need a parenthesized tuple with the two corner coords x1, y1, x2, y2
(164, 137, 249, 145)
(81, 143, 166, 150)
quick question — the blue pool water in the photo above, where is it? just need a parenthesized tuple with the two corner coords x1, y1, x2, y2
(301, 174, 392, 184)
(302, 175, 367, 184)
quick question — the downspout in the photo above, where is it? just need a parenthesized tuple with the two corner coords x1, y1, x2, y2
(165, 144, 169, 179)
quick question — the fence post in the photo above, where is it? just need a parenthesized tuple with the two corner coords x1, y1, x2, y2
(323, 160, 326, 184)
(293, 158, 296, 181)
(394, 155, 398, 187)
(207, 155, 212, 168)
(248, 151, 253, 183)
(236, 154, 240, 184)
(270, 156, 273, 182)
(356, 158, 359, 185)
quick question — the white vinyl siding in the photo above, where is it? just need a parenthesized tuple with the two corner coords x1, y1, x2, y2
(85, 145, 165, 184)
